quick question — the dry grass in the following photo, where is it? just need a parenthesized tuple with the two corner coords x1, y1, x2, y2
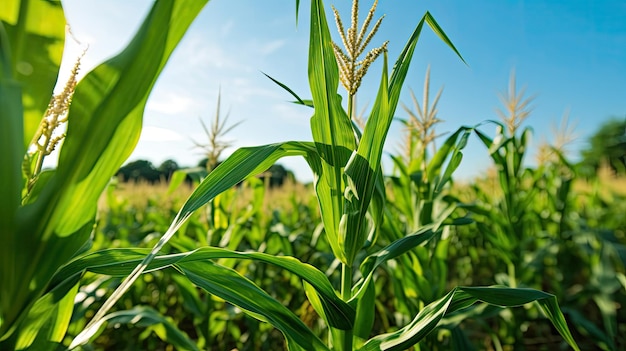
(97, 180, 194, 215)
(574, 165, 626, 197)
(98, 178, 316, 216)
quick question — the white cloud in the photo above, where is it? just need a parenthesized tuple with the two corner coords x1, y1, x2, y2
(259, 39, 286, 56)
(146, 92, 195, 115)
(140, 126, 184, 142)
(176, 35, 252, 72)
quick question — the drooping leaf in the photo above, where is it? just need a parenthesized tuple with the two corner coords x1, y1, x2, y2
(360, 286, 581, 351)
(73, 141, 322, 347)
(53, 245, 354, 331)
(179, 260, 330, 351)
(82, 306, 200, 351)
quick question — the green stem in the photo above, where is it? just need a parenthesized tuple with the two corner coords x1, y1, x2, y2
(340, 263, 353, 351)
(13, 0, 30, 72)
(347, 94, 354, 122)
(507, 262, 517, 288)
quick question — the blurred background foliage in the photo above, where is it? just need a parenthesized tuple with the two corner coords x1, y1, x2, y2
(81, 112, 626, 350)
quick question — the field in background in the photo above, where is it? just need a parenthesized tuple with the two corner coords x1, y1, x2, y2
(90, 165, 626, 350)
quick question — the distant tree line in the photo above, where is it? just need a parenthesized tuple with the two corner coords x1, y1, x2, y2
(578, 117, 626, 177)
(116, 158, 294, 187)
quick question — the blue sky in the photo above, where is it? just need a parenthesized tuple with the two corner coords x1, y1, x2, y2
(57, 0, 626, 182)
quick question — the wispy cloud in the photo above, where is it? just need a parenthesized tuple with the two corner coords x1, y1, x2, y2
(177, 35, 252, 72)
(259, 39, 286, 56)
(139, 126, 184, 142)
(146, 92, 195, 115)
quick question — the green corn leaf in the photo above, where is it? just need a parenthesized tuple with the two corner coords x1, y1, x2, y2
(3, 0, 208, 343)
(295, 0, 300, 25)
(53, 246, 354, 330)
(179, 248, 354, 330)
(50, 0, 208, 236)
(82, 306, 200, 351)
(343, 10, 465, 265)
(423, 12, 466, 65)
(0, 80, 23, 338)
(342, 54, 390, 265)
(179, 260, 330, 351)
(181, 141, 318, 216)
(263, 71, 313, 107)
(352, 226, 437, 303)
(434, 127, 472, 193)
(308, 0, 357, 264)
(353, 279, 376, 340)
(71, 141, 322, 347)
(388, 12, 464, 112)
(1, 273, 81, 350)
(427, 127, 470, 184)
(0, 0, 66, 149)
(359, 286, 581, 351)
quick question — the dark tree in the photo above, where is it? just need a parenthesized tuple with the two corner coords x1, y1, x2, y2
(578, 117, 626, 177)
(157, 159, 179, 181)
(261, 164, 292, 187)
(117, 160, 161, 183)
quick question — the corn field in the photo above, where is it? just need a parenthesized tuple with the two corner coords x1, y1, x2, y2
(1, 0, 624, 350)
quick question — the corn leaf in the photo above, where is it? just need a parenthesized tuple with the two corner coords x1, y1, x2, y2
(351, 226, 437, 303)
(342, 55, 390, 265)
(2, 0, 208, 342)
(182, 141, 318, 216)
(4, 273, 81, 350)
(360, 286, 581, 351)
(53, 245, 354, 331)
(73, 141, 323, 347)
(83, 306, 199, 351)
(179, 260, 330, 351)
(343, 11, 465, 265)
(0, 80, 23, 339)
(0, 0, 66, 149)
(308, 0, 356, 264)
(434, 127, 472, 193)
(353, 278, 376, 340)
(263, 72, 313, 107)
(427, 126, 471, 190)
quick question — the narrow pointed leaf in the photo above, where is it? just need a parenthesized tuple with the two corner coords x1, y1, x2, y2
(351, 227, 437, 303)
(360, 286, 581, 351)
(308, 0, 357, 263)
(82, 306, 200, 351)
(263, 71, 313, 107)
(53, 245, 354, 330)
(75, 141, 322, 346)
(179, 260, 330, 351)
(423, 12, 465, 65)
(342, 55, 390, 264)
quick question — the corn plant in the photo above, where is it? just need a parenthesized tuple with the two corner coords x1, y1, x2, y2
(0, 0, 209, 349)
(462, 75, 626, 349)
(56, 1, 582, 350)
(380, 67, 475, 349)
